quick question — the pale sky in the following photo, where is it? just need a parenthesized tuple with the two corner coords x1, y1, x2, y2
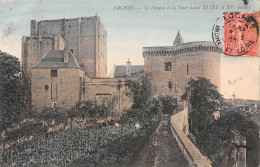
(0, 0, 259, 100)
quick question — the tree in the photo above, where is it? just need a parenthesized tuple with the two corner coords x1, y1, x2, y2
(159, 95, 177, 114)
(125, 73, 153, 110)
(123, 73, 163, 123)
(0, 51, 30, 133)
(183, 78, 259, 166)
(182, 77, 223, 133)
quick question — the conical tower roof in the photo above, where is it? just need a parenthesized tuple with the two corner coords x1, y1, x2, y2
(173, 30, 184, 45)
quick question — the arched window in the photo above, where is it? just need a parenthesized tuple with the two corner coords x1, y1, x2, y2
(52, 101, 57, 108)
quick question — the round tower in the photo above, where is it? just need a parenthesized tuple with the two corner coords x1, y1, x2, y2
(143, 32, 221, 99)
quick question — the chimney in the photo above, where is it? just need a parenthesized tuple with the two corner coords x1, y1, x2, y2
(64, 49, 69, 63)
(126, 59, 131, 77)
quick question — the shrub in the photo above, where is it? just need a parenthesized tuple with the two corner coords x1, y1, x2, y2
(0, 52, 30, 134)
(183, 78, 259, 166)
(159, 95, 177, 114)
(125, 73, 153, 110)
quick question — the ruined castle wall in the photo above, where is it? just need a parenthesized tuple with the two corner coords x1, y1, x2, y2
(54, 35, 65, 50)
(22, 36, 65, 74)
(83, 78, 132, 111)
(80, 17, 97, 77)
(30, 20, 38, 36)
(26, 16, 107, 77)
(37, 20, 63, 37)
(31, 68, 84, 111)
(144, 44, 221, 99)
(22, 37, 53, 74)
(96, 21, 107, 77)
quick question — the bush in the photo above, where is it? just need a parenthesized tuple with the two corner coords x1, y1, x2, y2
(75, 97, 118, 120)
(0, 52, 30, 134)
(183, 78, 259, 166)
(1, 97, 119, 146)
(125, 73, 153, 110)
(159, 96, 177, 114)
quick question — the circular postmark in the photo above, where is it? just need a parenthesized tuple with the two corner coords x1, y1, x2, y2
(212, 12, 259, 56)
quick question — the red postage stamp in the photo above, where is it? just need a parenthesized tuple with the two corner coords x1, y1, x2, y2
(223, 12, 259, 56)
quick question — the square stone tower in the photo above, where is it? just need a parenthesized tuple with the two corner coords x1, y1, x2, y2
(22, 16, 107, 78)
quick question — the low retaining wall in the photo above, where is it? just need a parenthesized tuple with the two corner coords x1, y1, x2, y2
(171, 106, 189, 135)
(170, 110, 212, 167)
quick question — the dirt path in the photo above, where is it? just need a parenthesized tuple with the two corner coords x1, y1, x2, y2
(131, 115, 189, 167)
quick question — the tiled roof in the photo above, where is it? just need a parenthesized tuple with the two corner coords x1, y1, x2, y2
(114, 65, 144, 78)
(33, 50, 82, 69)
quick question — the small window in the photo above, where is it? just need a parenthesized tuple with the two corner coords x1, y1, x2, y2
(165, 62, 172, 71)
(187, 64, 189, 75)
(51, 70, 57, 77)
(45, 85, 49, 90)
(168, 81, 172, 89)
(71, 49, 73, 53)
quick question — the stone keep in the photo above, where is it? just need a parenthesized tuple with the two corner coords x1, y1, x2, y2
(22, 16, 107, 78)
(27, 16, 132, 111)
(143, 31, 221, 99)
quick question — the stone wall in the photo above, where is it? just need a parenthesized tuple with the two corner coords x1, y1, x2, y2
(83, 77, 132, 112)
(31, 68, 84, 111)
(143, 41, 221, 99)
(22, 35, 65, 74)
(170, 111, 212, 167)
(25, 16, 107, 77)
(171, 105, 189, 135)
(31, 68, 132, 112)
(96, 21, 107, 77)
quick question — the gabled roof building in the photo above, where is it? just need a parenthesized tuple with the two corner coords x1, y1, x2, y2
(113, 59, 144, 78)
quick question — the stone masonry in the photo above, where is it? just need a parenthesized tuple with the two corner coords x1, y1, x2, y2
(31, 49, 85, 111)
(22, 16, 107, 78)
(143, 32, 221, 99)
(28, 16, 133, 112)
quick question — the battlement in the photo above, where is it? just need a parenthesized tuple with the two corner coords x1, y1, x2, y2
(143, 41, 222, 57)
(144, 39, 221, 99)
